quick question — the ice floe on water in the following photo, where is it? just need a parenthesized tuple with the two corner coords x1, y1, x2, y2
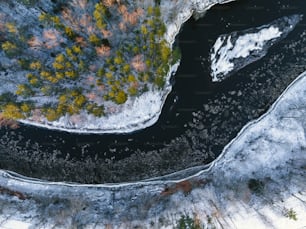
(210, 14, 303, 82)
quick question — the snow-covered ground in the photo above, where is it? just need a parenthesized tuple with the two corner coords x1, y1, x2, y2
(210, 14, 303, 82)
(1, 70, 306, 228)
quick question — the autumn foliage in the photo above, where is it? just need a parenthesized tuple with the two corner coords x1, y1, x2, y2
(0, 0, 180, 121)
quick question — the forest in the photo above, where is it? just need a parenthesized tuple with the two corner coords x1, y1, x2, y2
(0, 0, 181, 121)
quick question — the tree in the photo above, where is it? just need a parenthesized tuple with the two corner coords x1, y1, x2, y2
(6, 23, 17, 34)
(50, 16, 62, 28)
(65, 70, 78, 79)
(132, 46, 140, 54)
(53, 62, 65, 70)
(1, 41, 18, 57)
(114, 90, 127, 104)
(29, 77, 39, 86)
(147, 19, 154, 28)
(86, 103, 104, 116)
(128, 74, 136, 83)
(140, 25, 148, 35)
(128, 86, 137, 96)
(122, 64, 130, 73)
(55, 53, 65, 62)
(45, 108, 60, 121)
(145, 59, 152, 68)
(67, 104, 79, 115)
(157, 23, 166, 37)
(16, 84, 33, 97)
(65, 61, 73, 69)
(92, 105, 104, 116)
(96, 68, 105, 77)
(172, 47, 181, 64)
(2, 104, 24, 119)
(38, 13, 48, 22)
(160, 41, 171, 62)
(78, 60, 86, 72)
(20, 103, 31, 113)
(114, 55, 123, 65)
(105, 72, 113, 79)
(109, 64, 116, 72)
(93, 3, 108, 29)
(41, 86, 52, 96)
(30, 61, 42, 70)
(140, 72, 150, 82)
(154, 76, 165, 88)
(27, 73, 40, 87)
(89, 34, 101, 46)
(58, 94, 68, 104)
(40, 71, 51, 79)
(154, 6, 161, 17)
(65, 48, 77, 61)
(285, 208, 298, 221)
(72, 45, 82, 54)
(74, 94, 86, 107)
(147, 6, 154, 16)
(55, 72, 65, 80)
(86, 103, 104, 117)
(64, 27, 76, 40)
(18, 59, 31, 70)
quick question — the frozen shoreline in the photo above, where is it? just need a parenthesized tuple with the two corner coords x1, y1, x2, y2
(16, 0, 233, 134)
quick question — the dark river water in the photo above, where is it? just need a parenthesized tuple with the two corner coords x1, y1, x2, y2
(1, 0, 306, 183)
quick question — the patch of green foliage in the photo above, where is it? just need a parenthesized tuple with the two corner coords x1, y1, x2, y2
(177, 215, 202, 229)
(285, 208, 298, 221)
(248, 178, 265, 195)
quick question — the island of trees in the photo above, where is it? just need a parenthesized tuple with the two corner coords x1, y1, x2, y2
(0, 0, 181, 122)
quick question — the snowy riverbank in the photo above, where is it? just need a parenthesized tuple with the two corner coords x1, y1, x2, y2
(14, 0, 233, 134)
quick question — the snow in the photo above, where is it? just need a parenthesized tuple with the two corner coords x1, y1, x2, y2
(1, 69, 306, 228)
(210, 14, 303, 82)
(211, 27, 281, 78)
(163, 0, 236, 45)
(1, 220, 31, 229)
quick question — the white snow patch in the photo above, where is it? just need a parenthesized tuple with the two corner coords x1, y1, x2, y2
(1, 220, 31, 229)
(211, 26, 281, 81)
